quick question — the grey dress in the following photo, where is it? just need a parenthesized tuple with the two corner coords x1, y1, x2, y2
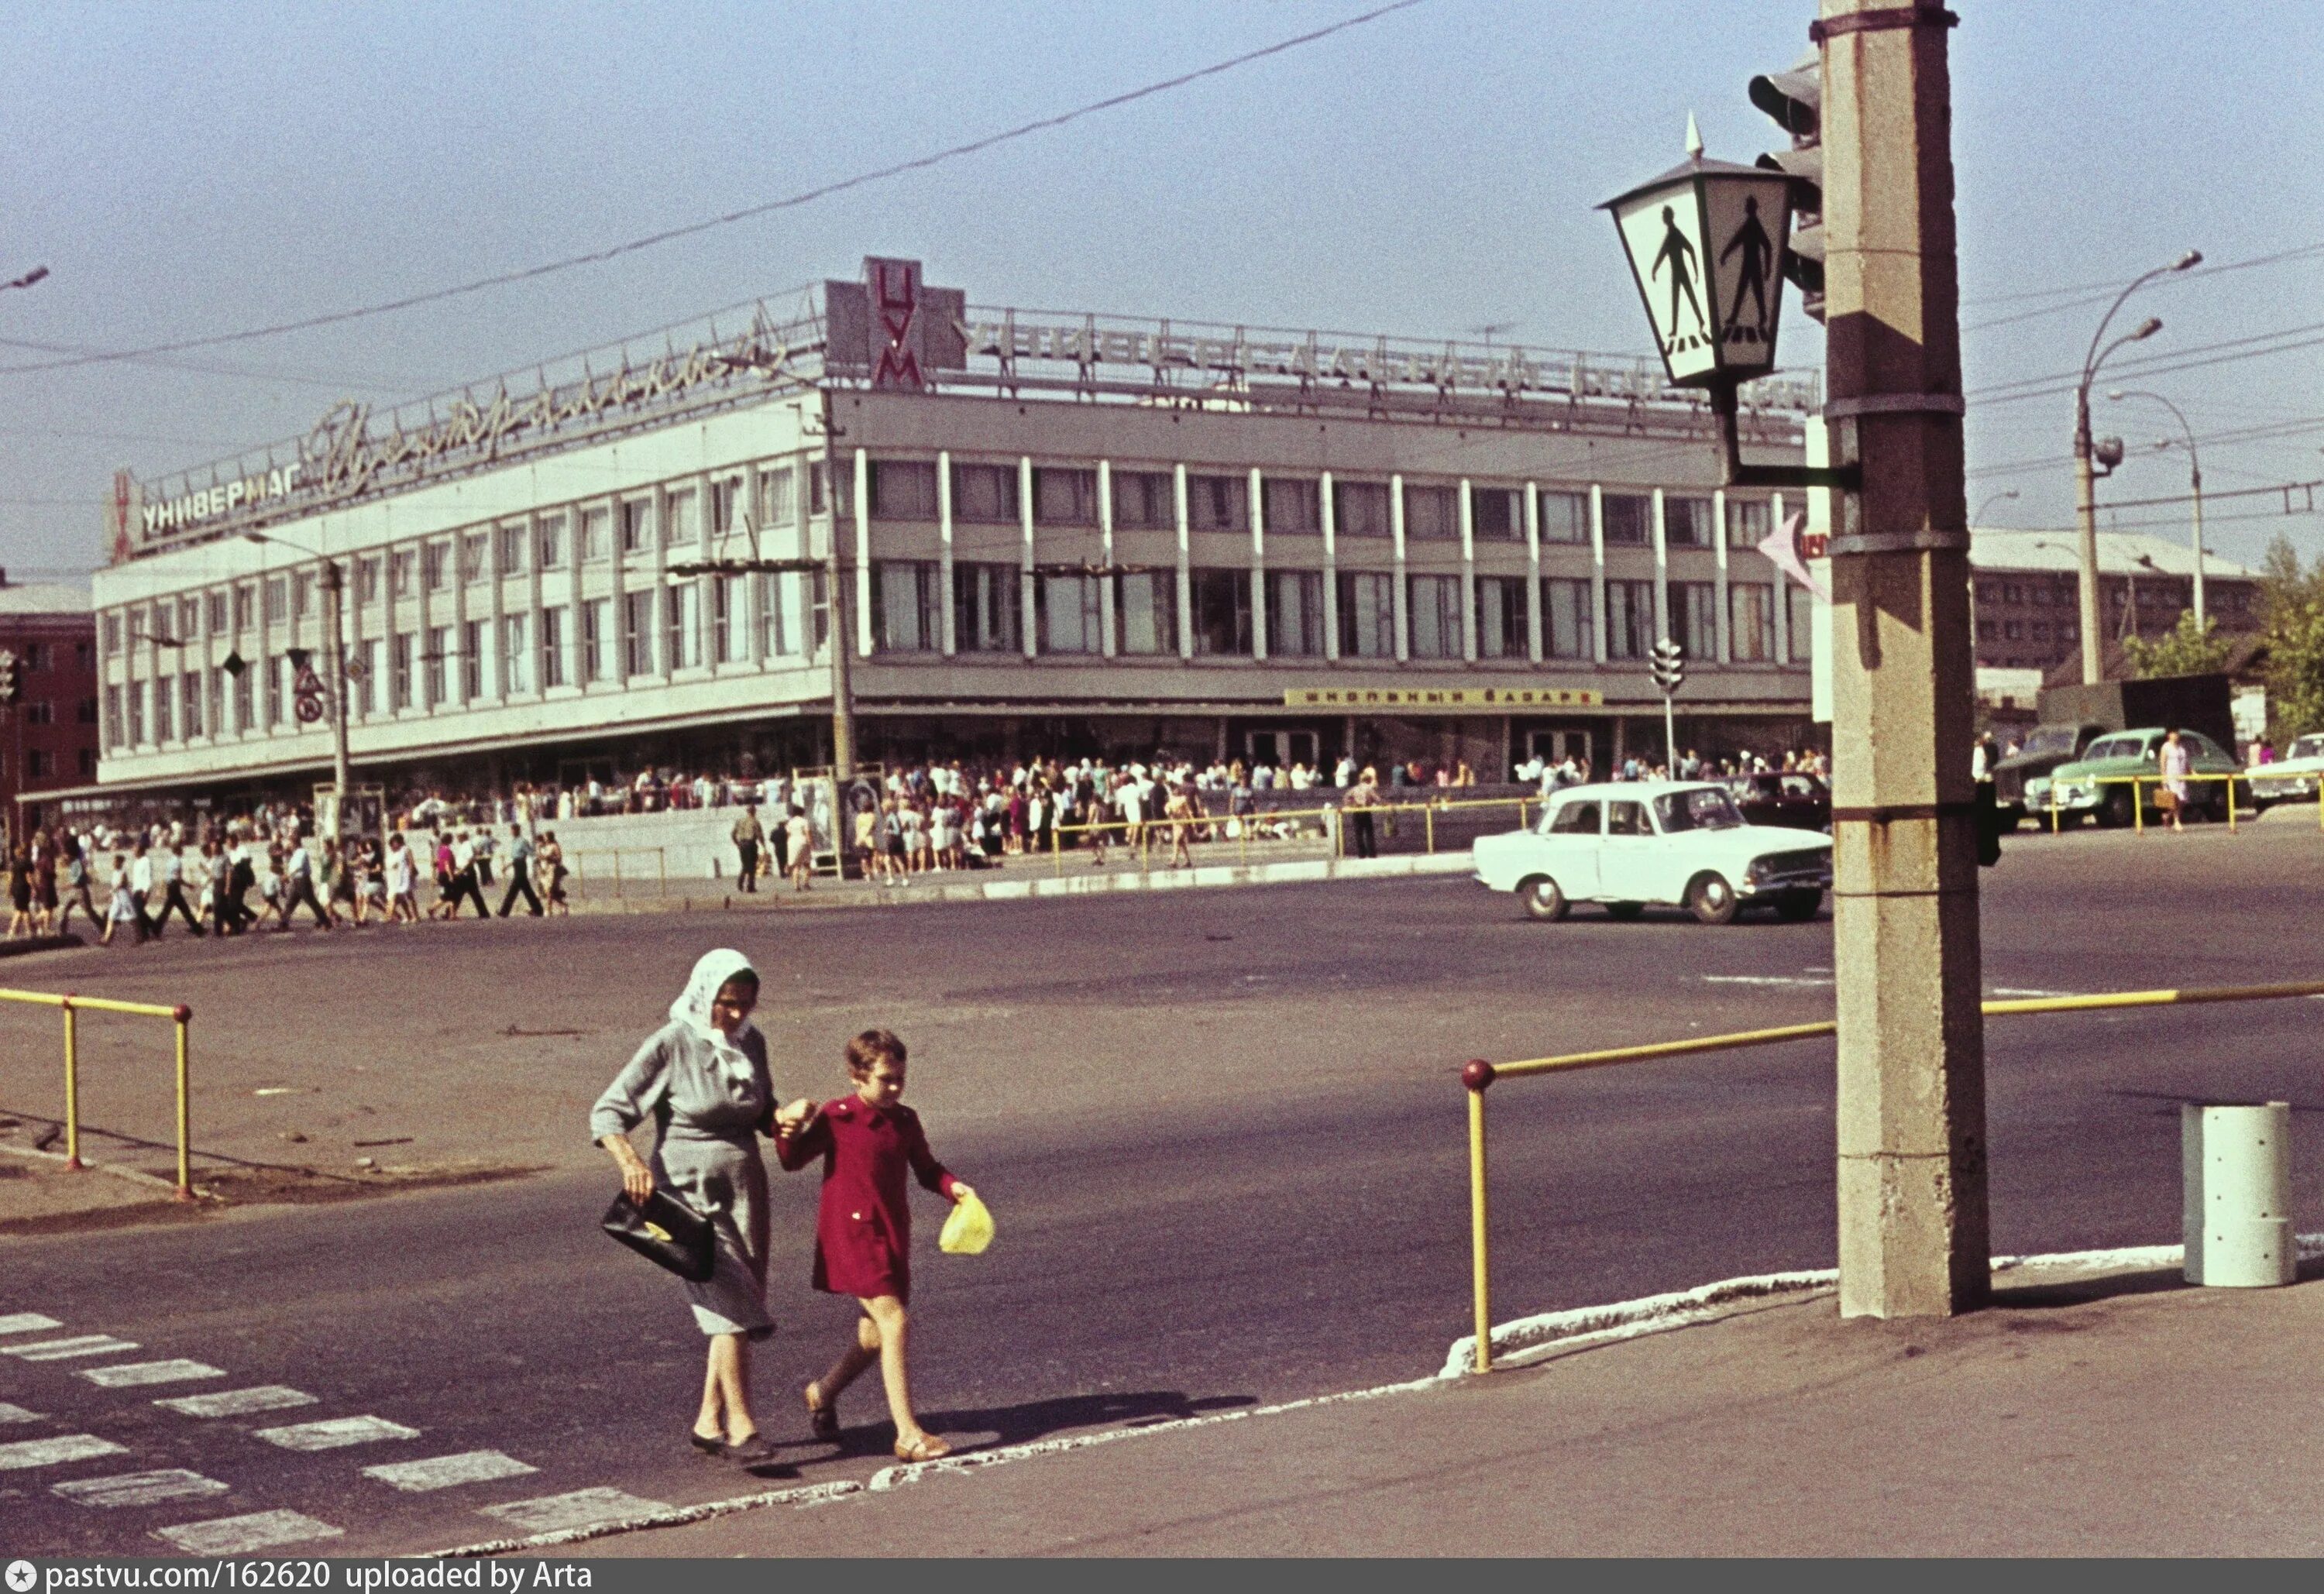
(591, 1020, 775, 1338)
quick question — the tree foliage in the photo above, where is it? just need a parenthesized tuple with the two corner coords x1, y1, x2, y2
(2123, 610, 2236, 679)
(2256, 534, 2324, 741)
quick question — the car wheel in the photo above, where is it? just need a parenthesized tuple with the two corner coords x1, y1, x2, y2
(2100, 789, 2134, 829)
(1773, 890, 1823, 922)
(1519, 876, 1569, 922)
(1604, 901, 1645, 920)
(1686, 873, 1739, 926)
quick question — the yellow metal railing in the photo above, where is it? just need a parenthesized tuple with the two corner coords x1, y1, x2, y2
(1457, 977, 2324, 1374)
(561, 846, 670, 895)
(0, 988, 196, 1200)
(1042, 795, 1538, 876)
(2040, 769, 2311, 834)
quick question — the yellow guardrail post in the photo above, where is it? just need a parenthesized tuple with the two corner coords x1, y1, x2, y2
(1463, 1060, 1495, 1375)
(172, 1005, 193, 1201)
(1052, 824, 1064, 878)
(60, 995, 81, 1171)
(2049, 783, 2061, 833)
(2226, 773, 2238, 832)
(2133, 775, 2145, 834)
(1426, 804, 1437, 855)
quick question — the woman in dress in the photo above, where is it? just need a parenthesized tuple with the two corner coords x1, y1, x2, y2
(2157, 727, 2194, 833)
(5, 846, 31, 938)
(593, 950, 806, 1463)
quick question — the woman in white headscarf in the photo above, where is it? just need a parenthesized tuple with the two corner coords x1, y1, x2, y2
(593, 948, 804, 1462)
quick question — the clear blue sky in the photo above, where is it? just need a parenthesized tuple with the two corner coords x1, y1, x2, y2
(3, 0, 2319, 576)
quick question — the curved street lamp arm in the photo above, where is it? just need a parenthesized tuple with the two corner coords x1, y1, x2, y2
(2081, 264, 2175, 387)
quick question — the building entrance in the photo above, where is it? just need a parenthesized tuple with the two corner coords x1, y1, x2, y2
(1245, 728, 1320, 771)
(1525, 728, 1595, 769)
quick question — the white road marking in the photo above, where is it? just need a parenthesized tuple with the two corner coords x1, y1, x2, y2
(0, 1403, 42, 1423)
(53, 1469, 232, 1508)
(0, 1434, 127, 1470)
(1702, 974, 1832, 987)
(1989, 986, 2084, 998)
(479, 1487, 673, 1534)
(2, 1335, 139, 1361)
(364, 1450, 537, 1493)
(81, 1359, 225, 1389)
(253, 1415, 418, 1451)
(155, 1509, 344, 1556)
(157, 1386, 317, 1418)
(0, 1314, 64, 1336)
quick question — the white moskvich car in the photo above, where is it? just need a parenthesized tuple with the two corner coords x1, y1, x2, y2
(1473, 780, 1833, 924)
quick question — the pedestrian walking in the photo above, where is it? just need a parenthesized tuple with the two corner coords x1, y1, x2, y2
(538, 830, 570, 915)
(384, 833, 421, 922)
(731, 805, 763, 893)
(55, 837, 95, 936)
(592, 950, 803, 1464)
(126, 841, 156, 942)
(1344, 768, 1380, 860)
(786, 809, 814, 892)
(99, 855, 141, 946)
(2158, 727, 2194, 833)
(776, 1028, 975, 1462)
(5, 846, 31, 938)
(445, 831, 490, 918)
(154, 841, 206, 936)
(30, 840, 57, 936)
(498, 825, 544, 916)
(278, 837, 332, 929)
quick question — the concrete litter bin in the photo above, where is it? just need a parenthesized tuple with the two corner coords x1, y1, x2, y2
(2181, 1101, 2295, 1287)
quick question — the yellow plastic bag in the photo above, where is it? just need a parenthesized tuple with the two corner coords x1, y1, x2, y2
(939, 1191, 994, 1256)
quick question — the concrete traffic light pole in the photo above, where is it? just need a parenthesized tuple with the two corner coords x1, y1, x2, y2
(1816, 0, 1989, 1317)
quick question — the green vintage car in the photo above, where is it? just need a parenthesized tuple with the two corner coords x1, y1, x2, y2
(2037, 727, 2249, 826)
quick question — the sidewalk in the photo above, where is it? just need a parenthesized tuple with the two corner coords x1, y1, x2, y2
(569, 1259, 2324, 1557)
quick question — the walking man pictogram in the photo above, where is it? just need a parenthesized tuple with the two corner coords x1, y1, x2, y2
(1652, 205, 1707, 345)
(1721, 195, 1775, 343)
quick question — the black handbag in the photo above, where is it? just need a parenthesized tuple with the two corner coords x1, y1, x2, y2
(600, 1187, 716, 1283)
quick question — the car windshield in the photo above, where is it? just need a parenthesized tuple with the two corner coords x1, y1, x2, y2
(2020, 727, 2081, 758)
(1655, 788, 1746, 833)
(2292, 736, 2324, 761)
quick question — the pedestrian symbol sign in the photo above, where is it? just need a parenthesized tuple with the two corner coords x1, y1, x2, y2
(1603, 143, 1796, 388)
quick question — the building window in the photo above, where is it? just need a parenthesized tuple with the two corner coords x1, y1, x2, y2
(1789, 587, 1817, 658)
(1603, 494, 1652, 547)
(665, 490, 697, 551)
(390, 551, 415, 599)
(1538, 490, 1587, 545)
(206, 590, 229, 634)
(26, 749, 48, 779)
(758, 465, 796, 528)
(77, 749, 94, 778)
(758, 575, 796, 659)
(1607, 580, 1655, 659)
(425, 627, 451, 706)
(292, 571, 315, 620)
(462, 532, 489, 585)
(1408, 573, 1462, 657)
(497, 523, 528, 577)
(263, 577, 287, 624)
(19, 643, 44, 674)
(623, 592, 654, 677)
(1112, 470, 1173, 530)
(1477, 575, 1525, 658)
(582, 507, 611, 563)
(181, 675, 204, 737)
(713, 578, 741, 665)
(391, 634, 414, 709)
(1263, 479, 1320, 536)
(1666, 497, 1714, 548)
(2031, 620, 2051, 641)
(77, 694, 97, 724)
(232, 661, 255, 730)
(1034, 468, 1098, 527)
(1336, 572, 1394, 658)
(1976, 620, 1997, 641)
(75, 641, 93, 670)
(1187, 475, 1247, 534)
(356, 558, 381, 606)
(621, 499, 655, 555)
(1265, 570, 1325, 656)
(460, 619, 485, 697)
(423, 541, 449, 593)
(1544, 578, 1594, 659)
(951, 462, 1019, 524)
(540, 606, 567, 689)
(103, 684, 122, 747)
(1190, 569, 1253, 654)
(1404, 484, 1458, 541)
(1116, 572, 1177, 654)
(178, 600, 201, 645)
(1037, 573, 1103, 654)
(102, 613, 121, 654)
(500, 613, 528, 693)
(1673, 581, 1718, 660)
(1335, 480, 1392, 539)
(1728, 498, 1772, 549)
(2002, 582, 2024, 603)
(868, 460, 939, 520)
(1472, 486, 1523, 543)
(875, 562, 944, 653)
(952, 564, 1022, 652)
(153, 679, 173, 743)
(358, 640, 380, 715)
(711, 476, 741, 542)
(266, 656, 285, 727)
(2003, 620, 2023, 640)
(206, 669, 225, 736)
(583, 599, 610, 681)
(537, 514, 567, 571)
(810, 459, 833, 517)
(665, 585, 699, 670)
(128, 680, 146, 744)
(1730, 582, 1776, 662)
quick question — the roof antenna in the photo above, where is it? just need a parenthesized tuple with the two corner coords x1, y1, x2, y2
(1685, 112, 1704, 160)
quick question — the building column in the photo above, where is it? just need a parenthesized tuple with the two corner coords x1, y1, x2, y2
(1019, 455, 1037, 660)
(490, 526, 508, 705)
(696, 471, 716, 677)
(856, 449, 876, 660)
(1589, 484, 1609, 664)
(1714, 488, 1732, 667)
(1459, 479, 1479, 662)
(1249, 466, 1268, 661)
(939, 451, 958, 657)
(653, 484, 673, 682)
(1772, 490, 1794, 664)
(1525, 483, 1545, 664)
(1097, 460, 1117, 658)
(1391, 472, 1410, 662)
(1174, 463, 1193, 661)
(1651, 486, 1670, 651)
(1320, 470, 1341, 662)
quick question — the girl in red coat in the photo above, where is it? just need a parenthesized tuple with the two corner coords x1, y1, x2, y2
(777, 1028, 975, 1461)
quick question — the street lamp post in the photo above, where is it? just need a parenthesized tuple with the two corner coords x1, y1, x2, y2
(242, 532, 351, 837)
(2073, 253, 2201, 682)
(2109, 388, 2205, 629)
(1967, 492, 2017, 661)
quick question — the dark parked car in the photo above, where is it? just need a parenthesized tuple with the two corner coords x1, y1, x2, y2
(1723, 771, 1830, 832)
(1990, 721, 2106, 823)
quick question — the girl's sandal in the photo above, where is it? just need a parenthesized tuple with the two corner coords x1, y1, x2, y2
(803, 1383, 840, 1441)
(893, 1433, 952, 1462)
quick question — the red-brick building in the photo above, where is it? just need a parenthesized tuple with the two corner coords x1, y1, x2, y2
(0, 576, 98, 843)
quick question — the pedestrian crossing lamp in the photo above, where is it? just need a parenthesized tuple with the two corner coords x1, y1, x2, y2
(1601, 117, 1850, 492)
(1649, 638, 1686, 766)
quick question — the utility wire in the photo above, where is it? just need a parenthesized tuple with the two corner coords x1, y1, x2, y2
(0, 1, 1426, 380)
(1960, 239, 2324, 333)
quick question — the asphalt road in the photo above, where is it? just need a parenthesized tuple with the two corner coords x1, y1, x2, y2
(6, 822, 2324, 1555)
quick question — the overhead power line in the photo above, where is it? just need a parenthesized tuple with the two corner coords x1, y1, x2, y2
(1963, 319, 2324, 409)
(0, 0, 1426, 380)
(1959, 239, 2324, 334)
(1967, 413, 2324, 482)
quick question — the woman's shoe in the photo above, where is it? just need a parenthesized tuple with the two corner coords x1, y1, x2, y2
(689, 1428, 724, 1455)
(722, 1434, 779, 1464)
(892, 1433, 952, 1462)
(803, 1383, 840, 1441)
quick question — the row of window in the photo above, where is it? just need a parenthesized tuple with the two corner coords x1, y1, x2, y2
(0, 641, 95, 674)
(1975, 579, 2253, 614)
(865, 460, 1770, 549)
(868, 562, 1808, 665)
(1980, 620, 2080, 644)
(2, 747, 93, 780)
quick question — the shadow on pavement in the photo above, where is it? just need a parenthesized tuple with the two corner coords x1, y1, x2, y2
(758, 1388, 1260, 1471)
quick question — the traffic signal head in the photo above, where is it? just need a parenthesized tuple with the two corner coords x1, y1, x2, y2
(0, 649, 19, 706)
(1749, 52, 1824, 323)
(1650, 637, 1687, 693)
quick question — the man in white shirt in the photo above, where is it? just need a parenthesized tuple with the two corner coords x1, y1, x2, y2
(125, 842, 156, 943)
(444, 831, 489, 917)
(280, 838, 332, 930)
(153, 843, 205, 937)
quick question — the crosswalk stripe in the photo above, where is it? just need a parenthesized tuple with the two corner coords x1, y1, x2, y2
(0, 1434, 127, 1470)
(156, 1386, 318, 1419)
(53, 1469, 232, 1508)
(253, 1415, 419, 1451)
(2, 1335, 139, 1362)
(478, 1487, 672, 1534)
(0, 1403, 42, 1424)
(0, 1313, 64, 1336)
(81, 1359, 226, 1389)
(363, 1450, 538, 1493)
(155, 1510, 344, 1556)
